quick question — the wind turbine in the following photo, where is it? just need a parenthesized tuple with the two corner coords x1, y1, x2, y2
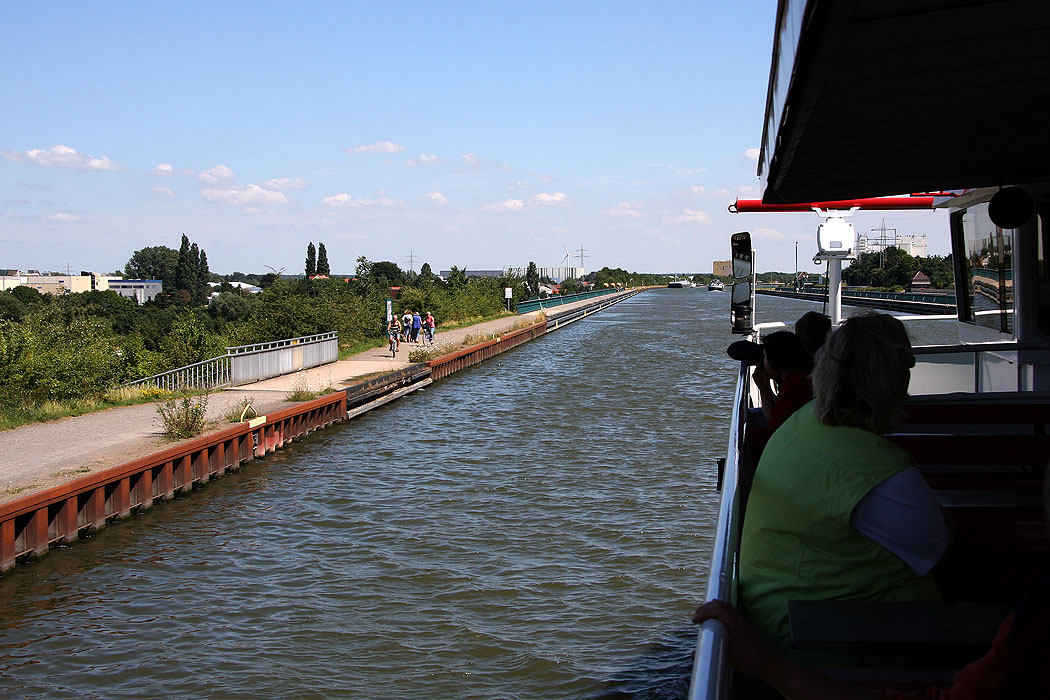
(562, 245, 572, 266)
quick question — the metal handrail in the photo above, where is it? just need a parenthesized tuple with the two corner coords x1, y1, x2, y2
(122, 332, 340, 392)
(226, 332, 338, 355)
(688, 359, 750, 700)
(122, 355, 232, 392)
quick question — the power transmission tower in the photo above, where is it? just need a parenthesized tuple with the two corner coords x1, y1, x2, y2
(405, 251, 416, 276)
(577, 243, 587, 273)
(870, 219, 896, 268)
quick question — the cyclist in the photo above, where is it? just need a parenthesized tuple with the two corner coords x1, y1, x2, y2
(387, 316, 401, 357)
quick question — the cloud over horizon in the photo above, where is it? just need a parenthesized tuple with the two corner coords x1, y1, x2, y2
(2, 145, 120, 171)
(323, 193, 403, 208)
(348, 140, 405, 154)
(202, 184, 288, 206)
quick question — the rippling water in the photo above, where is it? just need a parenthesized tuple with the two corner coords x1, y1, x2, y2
(0, 291, 955, 699)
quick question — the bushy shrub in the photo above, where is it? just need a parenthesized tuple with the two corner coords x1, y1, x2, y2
(0, 308, 123, 405)
(156, 394, 208, 439)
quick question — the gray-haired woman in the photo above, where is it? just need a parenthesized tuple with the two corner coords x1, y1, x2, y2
(737, 312, 949, 666)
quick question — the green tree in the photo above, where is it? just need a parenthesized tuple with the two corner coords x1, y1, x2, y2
(0, 307, 123, 404)
(125, 246, 179, 291)
(560, 277, 581, 294)
(161, 312, 224, 368)
(208, 291, 258, 324)
(0, 291, 27, 321)
(526, 261, 540, 297)
(199, 249, 211, 300)
(446, 265, 467, 291)
(370, 261, 406, 289)
(317, 243, 330, 276)
(306, 242, 317, 276)
(175, 234, 192, 294)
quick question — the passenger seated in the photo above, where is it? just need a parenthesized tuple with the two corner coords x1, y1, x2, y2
(692, 474, 1050, 698)
(738, 312, 949, 664)
(793, 310, 831, 355)
(752, 330, 813, 432)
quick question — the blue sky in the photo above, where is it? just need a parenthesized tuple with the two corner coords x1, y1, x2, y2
(1, 1, 950, 277)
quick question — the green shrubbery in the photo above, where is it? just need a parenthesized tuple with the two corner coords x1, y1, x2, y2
(0, 260, 526, 426)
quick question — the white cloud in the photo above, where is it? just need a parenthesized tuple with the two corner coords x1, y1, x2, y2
(198, 165, 235, 184)
(1, 145, 120, 171)
(603, 201, 642, 218)
(44, 212, 80, 223)
(154, 163, 174, 176)
(481, 198, 525, 212)
(201, 184, 288, 206)
(460, 152, 482, 168)
(736, 185, 761, 197)
(334, 232, 368, 241)
(153, 186, 175, 198)
(423, 191, 448, 206)
(347, 140, 404, 154)
(690, 186, 706, 196)
(405, 154, 438, 167)
(323, 193, 403, 208)
(263, 176, 307, 191)
(712, 188, 731, 198)
(753, 226, 786, 241)
(530, 192, 568, 205)
(666, 208, 713, 224)
(744, 147, 761, 161)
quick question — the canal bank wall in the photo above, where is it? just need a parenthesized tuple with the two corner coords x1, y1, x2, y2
(0, 289, 643, 572)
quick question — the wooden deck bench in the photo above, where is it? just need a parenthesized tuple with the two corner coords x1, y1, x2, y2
(788, 599, 1010, 659)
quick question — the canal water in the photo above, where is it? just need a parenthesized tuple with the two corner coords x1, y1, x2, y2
(0, 291, 956, 699)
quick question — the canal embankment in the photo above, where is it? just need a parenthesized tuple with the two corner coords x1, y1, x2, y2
(0, 289, 643, 571)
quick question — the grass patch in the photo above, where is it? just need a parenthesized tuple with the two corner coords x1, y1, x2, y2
(286, 372, 336, 402)
(0, 484, 36, 496)
(338, 337, 387, 359)
(408, 343, 456, 362)
(52, 466, 92, 478)
(0, 385, 183, 431)
(222, 396, 258, 423)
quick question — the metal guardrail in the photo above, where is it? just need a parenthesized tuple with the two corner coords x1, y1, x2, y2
(227, 332, 338, 385)
(123, 355, 232, 393)
(122, 332, 338, 392)
(689, 360, 749, 700)
(516, 288, 625, 314)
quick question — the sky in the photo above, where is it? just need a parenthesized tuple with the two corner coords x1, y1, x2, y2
(1, 1, 951, 278)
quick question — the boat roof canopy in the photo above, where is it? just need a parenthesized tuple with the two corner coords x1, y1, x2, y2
(759, 0, 1050, 204)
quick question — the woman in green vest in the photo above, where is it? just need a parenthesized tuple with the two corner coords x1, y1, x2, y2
(738, 312, 948, 665)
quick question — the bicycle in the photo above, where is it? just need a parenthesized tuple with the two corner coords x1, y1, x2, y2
(388, 331, 400, 357)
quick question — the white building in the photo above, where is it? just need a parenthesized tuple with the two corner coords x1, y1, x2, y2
(855, 233, 927, 257)
(109, 279, 163, 304)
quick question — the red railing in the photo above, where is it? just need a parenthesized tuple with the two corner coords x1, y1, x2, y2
(0, 391, 347, 572)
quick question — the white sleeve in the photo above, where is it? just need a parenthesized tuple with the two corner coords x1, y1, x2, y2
(849, 467, 950, 576)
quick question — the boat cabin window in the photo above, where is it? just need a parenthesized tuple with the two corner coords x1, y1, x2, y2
(1038, 195, 1050, 335)
(952, 203, 1014, 335)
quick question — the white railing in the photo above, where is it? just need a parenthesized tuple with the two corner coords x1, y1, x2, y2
(122, 355, 232, 393)
(227, 332, 338, 385)
(688, 359, 750, 700)
(122, 332, 338, 392)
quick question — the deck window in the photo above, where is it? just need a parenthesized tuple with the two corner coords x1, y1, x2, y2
(953, 203, 1013, 335)
(1038, 196, 1050, 336)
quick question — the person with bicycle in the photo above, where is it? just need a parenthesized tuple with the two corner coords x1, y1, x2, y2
(387, 316, 401, 356)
